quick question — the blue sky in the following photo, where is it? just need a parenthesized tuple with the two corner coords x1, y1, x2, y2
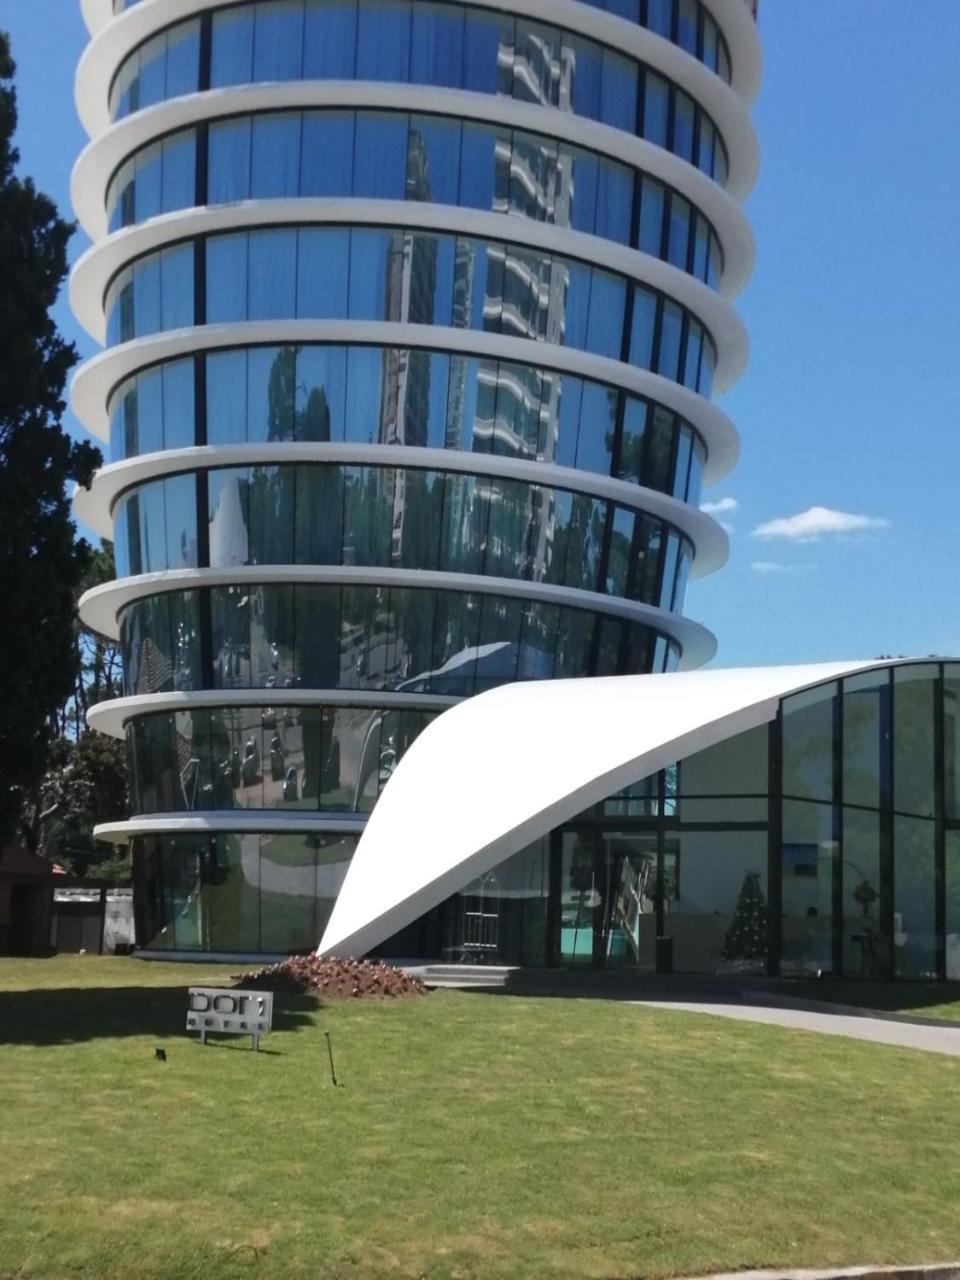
(3, 0, 958, 667)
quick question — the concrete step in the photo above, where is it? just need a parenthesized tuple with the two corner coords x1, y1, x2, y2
(410, 964, 516, 989)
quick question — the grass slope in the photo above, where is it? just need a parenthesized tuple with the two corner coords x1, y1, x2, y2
(2, 957, 960, 1280)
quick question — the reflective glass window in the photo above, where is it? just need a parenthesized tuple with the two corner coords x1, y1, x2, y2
(356, 0, 411, 81)
(667, 194, 691, 270)
(673, 90, 696, 162)
(297, 228, 349, 318)
(301, 111, 355, 196)
(666, 830, 769, 974)
(249, 230, 297, 321)
(253, 0, 305, 81)
(672, 426, 692, 500)
(781, 799, 834, 975)
(677, 0, 697, 54)
(595, 160, 633, 245)
(843, 671, 887, 810)
(250, 114, 302, 199)
(645, 405, 675, 493)
(354, 113, 409, 198)
(657, 299, 683, 381)
(303, 0, 358, 77)
(893, 665, 937, 818)
(599, 49, 637, 133)
(842, 806, 882, 977)
(513, 20, 562, 109)
(617, 396, 648, 485)
(296, 346, 346, 441)
(210, 9, 254, 86)
(411, 4, 465, 88)
(946, 667, 960, 820)
(576, 380, 617, 475)
(629, 288, 657, 369)
(948, 829, 960, 979)
(207, 349, 247, 446)
(565, 34, 602, 121)
(894, 816, 936, 977)
(643, 72, 669, 148)
(462, 7, 513, 95)
(206, 233, 248, 324)
(585, 270, 626, 360)
(408, 115, 461, 205)
(209, 117, 252, 204)
(782, 683, 836, 802)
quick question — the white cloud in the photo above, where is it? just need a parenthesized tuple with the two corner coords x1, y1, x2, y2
(751, 561, 790, 574)
(700, 497, 738, 516)
(751, 505, 889, 542)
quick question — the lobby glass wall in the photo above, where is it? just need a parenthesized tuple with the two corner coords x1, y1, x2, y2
(385, 661, 959, 978)
(134, 829, 357, 952)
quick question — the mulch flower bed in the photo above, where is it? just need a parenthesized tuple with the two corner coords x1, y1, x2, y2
(234, 954, 427, 999)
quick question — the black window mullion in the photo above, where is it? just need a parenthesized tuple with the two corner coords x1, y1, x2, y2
(935, 662, 947, 979)
(767, 711, 782, 975)
(193, 234, 206, 327)
(879, 669, 895, 978)
(831, 685, 843, 975)
(198, 12, 212, 92)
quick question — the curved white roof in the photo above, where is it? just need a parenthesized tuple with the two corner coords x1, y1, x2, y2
(318, 659, 904, 957)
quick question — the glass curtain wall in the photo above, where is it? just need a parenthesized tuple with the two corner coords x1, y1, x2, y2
(383, 661, 958, 978)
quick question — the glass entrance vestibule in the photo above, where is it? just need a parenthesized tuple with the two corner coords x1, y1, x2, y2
(382, 661, 960, 980)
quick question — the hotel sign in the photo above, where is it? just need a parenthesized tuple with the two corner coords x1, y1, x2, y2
(187, 987, 273, 1050)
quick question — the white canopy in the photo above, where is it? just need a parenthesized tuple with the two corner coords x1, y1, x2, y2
(319, 659, 893, 958)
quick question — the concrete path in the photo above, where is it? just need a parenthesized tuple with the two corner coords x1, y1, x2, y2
(636, 998, 960, 1057)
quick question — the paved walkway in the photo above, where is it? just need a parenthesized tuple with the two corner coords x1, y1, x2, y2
(635, 999, 960, 1057)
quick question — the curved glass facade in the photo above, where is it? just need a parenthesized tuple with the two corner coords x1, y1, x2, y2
(126, 701, 438, 814)
(108, 347, 706, 506)
(104, 226, 718, 397)
(109, 0, 733, 87)
(109, 1, 730, 186)
(134, 829, 358, 953)
(113, 463, 694, 611)
(78, 0, 753, 959)
(106, 108, 724, 289)
(119, 581, 682, 700)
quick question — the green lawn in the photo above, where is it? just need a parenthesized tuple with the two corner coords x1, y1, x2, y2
(3, 957, 960, 1280)
(777, 978, 960, 1021)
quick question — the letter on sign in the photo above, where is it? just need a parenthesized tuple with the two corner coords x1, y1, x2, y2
(186, 987, 273, 1050)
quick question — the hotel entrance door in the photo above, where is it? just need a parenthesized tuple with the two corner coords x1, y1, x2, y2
(552, 830, 658, 968)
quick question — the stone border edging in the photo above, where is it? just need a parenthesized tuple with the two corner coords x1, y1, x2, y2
(739, 989, 960, 1031)
(684, 1263, 960, 1280)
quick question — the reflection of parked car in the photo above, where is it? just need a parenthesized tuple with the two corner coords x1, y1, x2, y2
(282, 767, 298, 801)
(269, 733, 285, 780)
(241, 738, 260, 786)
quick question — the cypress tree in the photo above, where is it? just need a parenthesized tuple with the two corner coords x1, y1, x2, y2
(0, 32, 102, 844)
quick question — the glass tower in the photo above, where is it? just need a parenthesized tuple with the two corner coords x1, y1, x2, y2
(72, 0, 760, 953)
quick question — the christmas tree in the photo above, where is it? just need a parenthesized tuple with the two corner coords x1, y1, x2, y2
(724, 872, 768, 962)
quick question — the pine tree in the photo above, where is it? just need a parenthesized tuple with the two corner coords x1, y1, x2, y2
(724, 871, 768, 963)
(0, 32, 102, 845)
